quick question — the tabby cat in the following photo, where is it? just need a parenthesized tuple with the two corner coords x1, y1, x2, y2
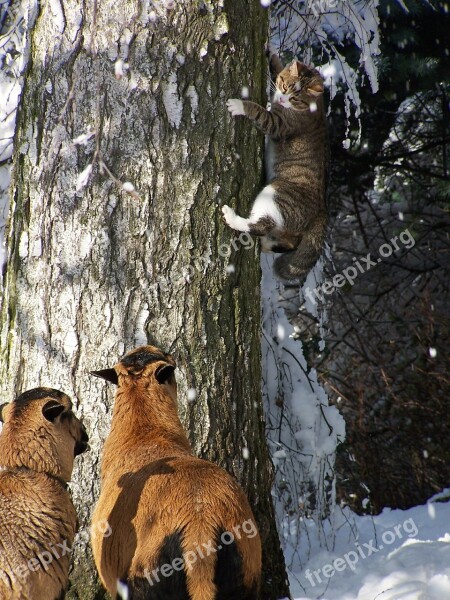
(222, 53, 329, 282)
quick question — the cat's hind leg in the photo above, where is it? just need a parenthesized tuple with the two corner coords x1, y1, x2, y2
(222, 184, 283, 235)
(273, 215, 326, 282)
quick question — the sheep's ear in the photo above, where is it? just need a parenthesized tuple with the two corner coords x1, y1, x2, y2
(90, 369, 119, 385)
(0, 403, 9, 422)
(42, 400, 66, 422)
(155, 364, 175, 384)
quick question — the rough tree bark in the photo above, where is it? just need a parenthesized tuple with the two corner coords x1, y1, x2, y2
(0, 0, 291, 598)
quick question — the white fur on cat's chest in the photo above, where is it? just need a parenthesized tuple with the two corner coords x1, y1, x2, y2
(251, 185, 284, 227)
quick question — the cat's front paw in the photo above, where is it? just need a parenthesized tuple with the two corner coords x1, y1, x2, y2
(221, 204, 236, 225)
(226, 99, 245, 117)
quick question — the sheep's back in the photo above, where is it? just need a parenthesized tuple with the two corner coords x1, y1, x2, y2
(92, 454, 261, 595)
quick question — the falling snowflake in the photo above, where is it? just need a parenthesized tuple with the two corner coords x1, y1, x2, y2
(187, 388, 197, 402)
(122, 181, 135, 192)
(76, 164, 93, 191)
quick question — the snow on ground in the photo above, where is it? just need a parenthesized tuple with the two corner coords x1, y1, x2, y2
(288, 489, 450, 600)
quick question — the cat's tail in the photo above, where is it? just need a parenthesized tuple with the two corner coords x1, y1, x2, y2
(273, 216, 327, 282)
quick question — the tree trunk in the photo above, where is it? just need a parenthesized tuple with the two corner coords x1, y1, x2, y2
(0, 0, 290, 598)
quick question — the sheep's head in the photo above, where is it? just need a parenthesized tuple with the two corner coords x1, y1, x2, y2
(91, 345, 177, 400)
(0, 387, 89, 482)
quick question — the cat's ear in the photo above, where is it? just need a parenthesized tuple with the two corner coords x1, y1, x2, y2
(307, 78, 324, 96)
(290, 60, 307, 77)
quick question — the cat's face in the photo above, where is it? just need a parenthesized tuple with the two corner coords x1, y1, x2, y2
(273, 61, 324, 110)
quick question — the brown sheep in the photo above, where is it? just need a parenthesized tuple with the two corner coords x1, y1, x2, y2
(0, 387, 89, 600)
(91, 345, 262, 600)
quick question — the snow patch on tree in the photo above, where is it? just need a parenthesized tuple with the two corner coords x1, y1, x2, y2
(0, 0, 37, 284)
(186, 85, 199, 123)
(261, 255, 345, 557)
(48, 0, 65, 34)
(162, 72, 183, 128)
